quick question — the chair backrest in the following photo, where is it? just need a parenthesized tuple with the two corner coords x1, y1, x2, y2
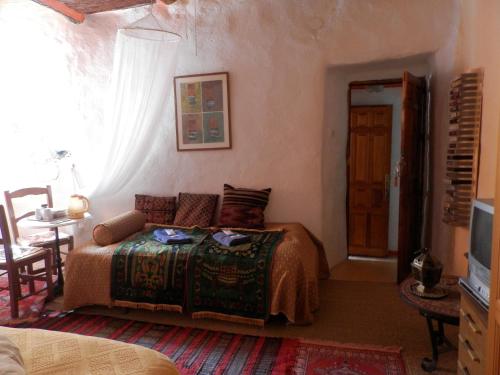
(0, 205, 14, 265)
(4, 186, 53, 240)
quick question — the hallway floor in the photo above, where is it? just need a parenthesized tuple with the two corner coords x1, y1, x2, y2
(331, 255, 397, 283)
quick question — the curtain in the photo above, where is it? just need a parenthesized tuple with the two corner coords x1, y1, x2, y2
(89, 28, 180, 199)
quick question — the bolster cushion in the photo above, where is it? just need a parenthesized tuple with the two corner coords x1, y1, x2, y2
(93, 210, 146, 246)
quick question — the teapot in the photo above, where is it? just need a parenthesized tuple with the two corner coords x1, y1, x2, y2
(67, 194, 89, 219)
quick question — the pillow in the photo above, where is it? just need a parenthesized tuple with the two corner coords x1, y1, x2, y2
(218, 184, 271, 228)
(0, 335, 25, 375)
(135, 194, 176, 224)
(219, 206, 265, 229)
(93, 210, 146, 246)
(173, 193, 219, 227)
(221, 184, 271, 208)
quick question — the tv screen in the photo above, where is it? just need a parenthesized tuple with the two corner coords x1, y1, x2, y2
(470, 206, 493, 269)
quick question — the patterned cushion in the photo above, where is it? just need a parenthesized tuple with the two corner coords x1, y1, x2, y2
(221, 184, 271, 208)
(173, 193, 219, 227)
(135, 194, 176, 224)
(218, 184, 271, 228)
(218, 206, 265, 229)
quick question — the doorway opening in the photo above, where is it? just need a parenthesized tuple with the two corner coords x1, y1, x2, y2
(346, 74, 428, 283)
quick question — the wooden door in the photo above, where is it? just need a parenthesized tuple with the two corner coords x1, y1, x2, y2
(348, 105, 392, 257)
(397, 72, 427, 283)
(486, 138, 500, 374)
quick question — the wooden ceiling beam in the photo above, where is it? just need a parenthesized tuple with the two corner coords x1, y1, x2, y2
(58, 0, 153, 15)
(32, 0, 85, 23)
(32, 0, 155, 22)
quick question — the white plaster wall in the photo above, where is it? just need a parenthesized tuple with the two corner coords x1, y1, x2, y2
(431, 0, 500, 276)
(0, 0, 461, 269)
(351, 87, 402, 252)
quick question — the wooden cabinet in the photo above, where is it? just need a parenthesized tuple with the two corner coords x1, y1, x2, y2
(458, 287, 488, 375)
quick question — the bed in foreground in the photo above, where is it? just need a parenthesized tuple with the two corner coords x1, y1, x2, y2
(63, 223, 329, 325)
(0, 326, 178, 375)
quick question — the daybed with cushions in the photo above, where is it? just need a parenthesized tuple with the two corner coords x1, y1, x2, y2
(0, 326, 178, 374)
(64, 187, 330, 325)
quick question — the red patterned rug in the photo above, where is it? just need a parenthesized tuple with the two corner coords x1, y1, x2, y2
(0, 278, 48, 325)
(14, 312, 407, 374)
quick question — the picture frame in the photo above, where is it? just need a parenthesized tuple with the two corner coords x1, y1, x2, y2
(174, 72, 231, 151)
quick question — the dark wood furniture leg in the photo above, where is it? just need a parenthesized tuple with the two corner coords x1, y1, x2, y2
(420, 311, 459, 372)
(53, 227, 64, 296)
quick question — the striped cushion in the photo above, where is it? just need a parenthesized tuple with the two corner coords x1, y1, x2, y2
(221, 184, 271, 208)
(219, 184, 271, 228)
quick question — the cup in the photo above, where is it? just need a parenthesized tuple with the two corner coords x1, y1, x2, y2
(41, 208, 53, 221)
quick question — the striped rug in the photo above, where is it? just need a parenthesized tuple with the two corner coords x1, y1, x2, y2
(16, 312, 407, 374)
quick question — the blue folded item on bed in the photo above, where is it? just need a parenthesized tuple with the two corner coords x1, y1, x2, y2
(212, 231, 251, 247)
(153, 228, 192, 244)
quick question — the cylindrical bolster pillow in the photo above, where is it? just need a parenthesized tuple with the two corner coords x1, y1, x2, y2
(93, 210, 146, 246)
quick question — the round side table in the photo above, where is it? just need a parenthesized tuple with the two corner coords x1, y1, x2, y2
(18, 212, 91, 296)
(400, 275, 460, 372)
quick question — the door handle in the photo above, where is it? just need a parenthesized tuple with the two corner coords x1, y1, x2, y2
(460, 308, 482, 335)
(458, 334, 480, 363)
(457, 360, 470, 375)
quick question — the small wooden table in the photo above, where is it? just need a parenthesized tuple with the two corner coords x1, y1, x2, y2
(18, 213, 91, 296)
(400, 275, 460, 372)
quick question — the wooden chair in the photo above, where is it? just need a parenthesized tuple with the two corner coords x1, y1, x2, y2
(4, 186, 74, 273)
(0, 205, 54, 319)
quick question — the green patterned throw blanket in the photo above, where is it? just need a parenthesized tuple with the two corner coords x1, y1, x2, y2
(187, 230, 283, 320)
(111, 227, 207, 309)
(111, 228, 283, 321)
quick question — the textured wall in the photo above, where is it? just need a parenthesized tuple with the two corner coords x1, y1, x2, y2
(0, 0, 460, 269)
(432, 0, 500, 276)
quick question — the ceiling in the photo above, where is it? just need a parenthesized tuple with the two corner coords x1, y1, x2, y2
(32, 0, 157, 23)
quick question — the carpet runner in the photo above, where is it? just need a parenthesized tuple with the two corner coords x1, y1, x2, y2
(15, 312, 407, 374)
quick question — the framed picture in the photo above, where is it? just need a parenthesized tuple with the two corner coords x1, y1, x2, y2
(174, 72, 231, 151)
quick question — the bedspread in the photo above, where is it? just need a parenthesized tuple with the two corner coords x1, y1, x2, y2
(63, 223, 329, 325)
(0, 326, 178, 375)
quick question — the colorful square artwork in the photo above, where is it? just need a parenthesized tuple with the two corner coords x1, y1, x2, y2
(174, 72, 231, 150)
(202, 80, 223, 112)
(182, 114, 203, 144)
(180, 82, 202, 113)
(203, 112, 224, 143)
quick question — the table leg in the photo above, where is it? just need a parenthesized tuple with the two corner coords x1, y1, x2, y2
(421, 316, 439, 372)
(53, 227, 64, 296)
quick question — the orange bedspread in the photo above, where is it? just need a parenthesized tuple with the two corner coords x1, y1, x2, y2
(63, 223, 329, 325)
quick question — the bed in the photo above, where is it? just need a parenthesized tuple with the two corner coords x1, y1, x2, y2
(0, 326, 178, 375)
(63, 223, 329, 325)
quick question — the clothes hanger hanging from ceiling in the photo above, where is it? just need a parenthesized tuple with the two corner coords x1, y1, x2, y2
(122, 0, 182, 39)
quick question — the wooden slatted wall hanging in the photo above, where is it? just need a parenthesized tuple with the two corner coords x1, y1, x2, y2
(443, 71, 483, 226)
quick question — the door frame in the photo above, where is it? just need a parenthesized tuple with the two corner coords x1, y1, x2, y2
(346, 78, 427, 277)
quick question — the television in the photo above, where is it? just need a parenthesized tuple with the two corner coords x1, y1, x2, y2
(460, 198, 494, 309)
